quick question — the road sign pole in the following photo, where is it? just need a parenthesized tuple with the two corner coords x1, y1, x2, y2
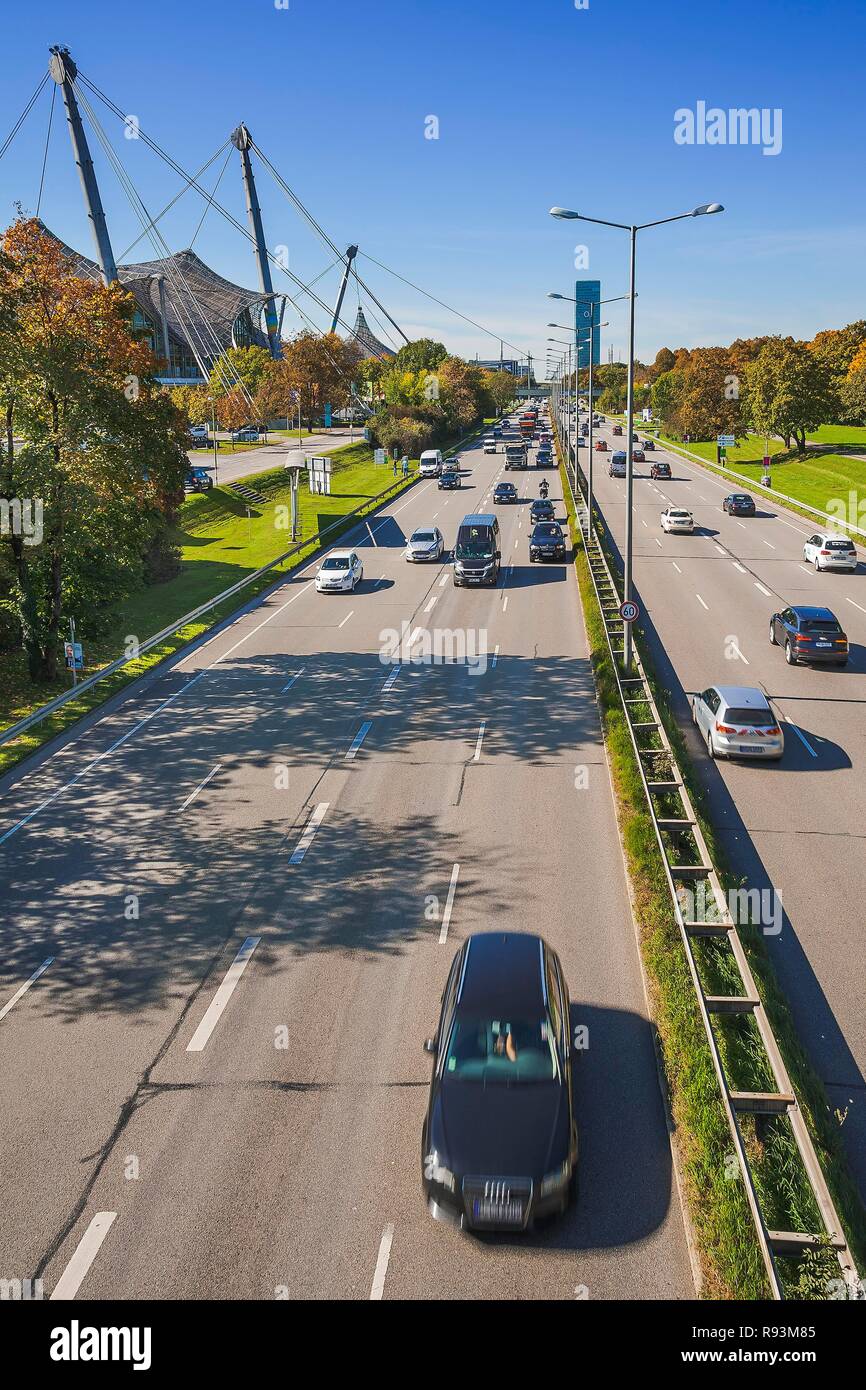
(70, 618, 77, 687)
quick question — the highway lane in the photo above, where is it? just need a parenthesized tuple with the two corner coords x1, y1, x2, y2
(577, 416, 866, 1196)
(0, 430, 691, 1300)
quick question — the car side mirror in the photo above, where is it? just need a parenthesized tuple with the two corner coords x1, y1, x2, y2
(495, 550, 501, 561)
(423, 1038, 437, 1056)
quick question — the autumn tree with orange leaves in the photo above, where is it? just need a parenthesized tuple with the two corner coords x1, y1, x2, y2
(0, 218, 189, 681)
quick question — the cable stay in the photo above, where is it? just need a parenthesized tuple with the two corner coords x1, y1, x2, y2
(0, 71, 50, 164)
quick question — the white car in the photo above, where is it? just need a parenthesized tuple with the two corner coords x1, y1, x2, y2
(483, 438, 497, 454)
(692, 685, 784, 761)
(188, 423, 209, 441)
(315, 549, 363, 592)
(803, 531, 857, 572)
(661, 507, 695, 533)
(405, 527, 444, 562)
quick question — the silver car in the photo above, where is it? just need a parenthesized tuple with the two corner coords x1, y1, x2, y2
(692, 685, 784, 761)
(405, 526, 445, 562)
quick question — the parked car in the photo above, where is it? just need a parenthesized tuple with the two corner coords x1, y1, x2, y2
(769, 605, 848, 667)
(183, 466, 214, 494)
(692, 685, 784, 761)
(231, 426, 260, 443)
(421, 932, 578, 1231)
(493, 481, 518, 504)
(661, 507, 694, 533)
(405, 527, 445, 562)
(315, 549, 363, 592)
(650, 461, 671, 480)
(723, 493, 756, 516)
(802, 532, 858, 572)
(188, 424, 210, 446)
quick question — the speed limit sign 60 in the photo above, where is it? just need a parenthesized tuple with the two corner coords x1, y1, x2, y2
(619, 600, 640, 623)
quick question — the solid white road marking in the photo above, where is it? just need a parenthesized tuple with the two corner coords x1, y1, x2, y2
(754, 582, 772, 597)
(186, 936, 261, 1052)
(345, 721, 373, 761)
(438, 572, 448, 587)
(50, 1212, 117, 1301)
(733, 562, 747, 573)
(439, 863, 461, 945)
(798, 564, 811, 574)
(784, 717, 818, 758)
(366, 521, 378, 547)
(338, 610, 354, 629)
(696, 594, 709, 610)
(382, 664, 401, 692)
(211, 584, 315, 667)
(0, 957, 54, 1024)
(731, 642, 750, 665)
(178, 763, 222, 813)
(846, 597, 866, 615)
(289, 802, 330, 864)
(473, 721, 487, 761)
(369, 1223, 395, 1301)
(761, 539, 776, 550)
(281, 666, 306, 692)
(0, 671, 208, 846)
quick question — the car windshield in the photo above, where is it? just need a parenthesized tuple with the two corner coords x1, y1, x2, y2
(534, 523, 561, 538)
(443, 1016, 559, 1083)
(456, 527, 493, 559)
(723, 707, 774, 726)
(411, 531, 436, 544)
(321, 557, 350, 570)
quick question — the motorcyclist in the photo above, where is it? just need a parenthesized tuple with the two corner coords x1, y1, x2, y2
(539, 478, 549, 498)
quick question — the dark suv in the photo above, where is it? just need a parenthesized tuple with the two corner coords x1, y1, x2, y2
(769, 605, 848, 667)
(650, 460, 671, 480)
(422, 932, 577, 1231)
(529, 521, 566, 561)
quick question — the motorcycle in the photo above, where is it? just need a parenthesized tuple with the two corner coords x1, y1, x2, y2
(539, 480, 550, 499)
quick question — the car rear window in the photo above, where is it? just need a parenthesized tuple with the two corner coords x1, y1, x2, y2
(826, 540, 855, 552)
(802, 619, 841, 633)
(723, 707, 774, 726)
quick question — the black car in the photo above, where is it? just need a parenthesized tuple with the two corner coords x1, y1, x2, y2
(724, 492, 756, 516)
(184, 466, 214, 493)
(769, 605, 848, 667)
(493, 482, 518, 504)
(530, 498, 556, 524)
(650, 461, 671, 480)
(422, 932, 577, 1231)
(529, 521, 566, 561)
(642, 438, 655, 451)
(438, 469, 461, 489)
(536, 449, 554, 468)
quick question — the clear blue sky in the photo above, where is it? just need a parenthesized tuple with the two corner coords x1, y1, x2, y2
(3, 0, 864, 372)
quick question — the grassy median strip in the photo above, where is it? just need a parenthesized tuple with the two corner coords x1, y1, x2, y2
(557, 441, 866, 1299)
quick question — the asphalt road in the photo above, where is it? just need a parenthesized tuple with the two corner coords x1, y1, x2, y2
(187, 428, 361, 486)
(577, 417, 866, 1198)
(0, 426, 691, 1301)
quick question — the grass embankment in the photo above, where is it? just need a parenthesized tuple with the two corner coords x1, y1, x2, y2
(556, 431, 866, 1299)
(0, 441, 411, 775)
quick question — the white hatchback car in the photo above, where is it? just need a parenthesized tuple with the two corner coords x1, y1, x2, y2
(315, 549, 363, 592)
(405, 527, 444, 562)
(661, 507, 695, 533)
(803, 532, 857, 572)
(692, 685, 784, 761)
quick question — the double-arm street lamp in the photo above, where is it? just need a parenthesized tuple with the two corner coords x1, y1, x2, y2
(549, 203, 724, 669)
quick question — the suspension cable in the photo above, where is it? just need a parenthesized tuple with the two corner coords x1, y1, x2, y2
(0, 72, 50, 165)
(35, 83, 56, 218)
(118, 140, 231, 262)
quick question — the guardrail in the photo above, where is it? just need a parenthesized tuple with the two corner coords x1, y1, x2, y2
(620, 426, 866, 545)
(554, 409, 862, 1301)
(0, 426, 484, 752)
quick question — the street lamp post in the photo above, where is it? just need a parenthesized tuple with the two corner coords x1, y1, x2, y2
(549, 203, 723, 670)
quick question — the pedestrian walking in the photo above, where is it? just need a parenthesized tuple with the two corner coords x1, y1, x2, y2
(402, 455, 409, 478)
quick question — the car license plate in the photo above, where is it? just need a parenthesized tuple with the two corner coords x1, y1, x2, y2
(472, 1198, 523, 1224)
(740, 744, 763, 753)
(815, 642, 831, 648)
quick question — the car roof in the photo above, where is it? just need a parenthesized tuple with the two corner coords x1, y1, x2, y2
(326, 548, 354, 559)
(714, 685, 771, 707)
(457, 933, 547, 1013)
(459, 513, 496, 526)
(819, 531, 855, 541)
(789, 605, 837, 621)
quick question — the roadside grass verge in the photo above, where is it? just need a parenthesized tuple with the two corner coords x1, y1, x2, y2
(556, 436, 866, 1298)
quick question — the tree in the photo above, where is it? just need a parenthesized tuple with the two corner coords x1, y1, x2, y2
(168, 383, 211, 427)
(841, 342, 866, 424)
(208, 345, 272, 398)
(277, 331, 359, 431)
(381, 368, 434, 407)
(744, 338, 836, 454)
(0, 219, 187, 682)
(809, 321, 866, 419)
(651, 347, 676, 379)
(390, 338, 448, 375)
(486, 369, 515, 417)
(672, 347, 743, 440)
(651, 369, 685, 430)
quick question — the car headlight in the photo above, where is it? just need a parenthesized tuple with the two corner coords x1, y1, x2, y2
(540, 1162, 570, 1197)
(424, 1152, 456, 1192)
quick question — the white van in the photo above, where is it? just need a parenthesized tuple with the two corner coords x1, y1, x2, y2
(419, 449, 443, 477)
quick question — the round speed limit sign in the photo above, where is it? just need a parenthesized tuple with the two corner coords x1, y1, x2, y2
(619, 600, 640, 623)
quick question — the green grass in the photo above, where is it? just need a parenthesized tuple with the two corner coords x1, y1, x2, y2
(555, 428, 866, 1299)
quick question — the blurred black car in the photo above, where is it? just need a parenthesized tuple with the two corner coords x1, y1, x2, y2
(422, 932, 577, 1231)
(529, 521, 566, 561)
(530, 498, 556, 524)
(723, 493, 756, 516)
(438, 469, 461, 490)
(769, 605, 848, 667)
(493, 482, 518, 504)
